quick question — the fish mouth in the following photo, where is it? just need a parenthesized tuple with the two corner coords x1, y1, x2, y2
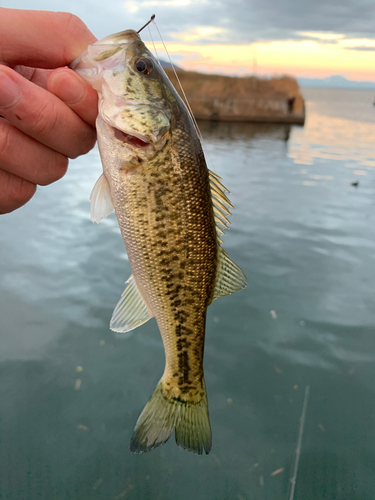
(113, 127, 151, 149)
(112, 125, 169, 152)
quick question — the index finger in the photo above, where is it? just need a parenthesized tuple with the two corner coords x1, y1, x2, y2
(0, 8, 97, 68)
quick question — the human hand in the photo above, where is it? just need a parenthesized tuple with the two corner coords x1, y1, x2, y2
(0, 8, 99, 214)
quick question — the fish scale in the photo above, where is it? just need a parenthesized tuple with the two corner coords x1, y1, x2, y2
(72, 28, 246, 455)
(115, 125, 217, 403)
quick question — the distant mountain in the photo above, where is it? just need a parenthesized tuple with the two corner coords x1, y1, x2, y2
(298, 75, 375, 89)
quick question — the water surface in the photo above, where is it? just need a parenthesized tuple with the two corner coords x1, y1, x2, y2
(1, 88, 375, 499)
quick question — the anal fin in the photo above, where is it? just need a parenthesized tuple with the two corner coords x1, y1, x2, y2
(211, 248, 247, 302)
(110, 275, 152, 333)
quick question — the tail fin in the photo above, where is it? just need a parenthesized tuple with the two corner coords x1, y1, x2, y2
(130, 379, 212, 455)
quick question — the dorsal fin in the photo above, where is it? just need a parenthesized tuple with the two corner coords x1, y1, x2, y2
(209, 169, 233, 240)
(208, 170, 247, 300)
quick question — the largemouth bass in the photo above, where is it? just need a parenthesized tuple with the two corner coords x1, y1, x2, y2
(72, 29, 247, 455)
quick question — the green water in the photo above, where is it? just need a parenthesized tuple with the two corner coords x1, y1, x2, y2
(1, 88, 375, 499)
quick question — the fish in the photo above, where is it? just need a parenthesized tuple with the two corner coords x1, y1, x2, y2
(71, 29, 247, 455)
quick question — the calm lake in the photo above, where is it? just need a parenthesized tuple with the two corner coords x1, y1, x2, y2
(1, 88, 375, 499)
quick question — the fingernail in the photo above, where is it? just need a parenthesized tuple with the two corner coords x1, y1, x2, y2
(51, 72, 85, 104)
(0, 72, 21, 108)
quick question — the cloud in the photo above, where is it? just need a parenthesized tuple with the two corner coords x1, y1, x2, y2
(171, 27, 226, 42)
(135, 0, 375, 45)
(2, 0, 375, 80)
(344, 45, 375, 51)
(2, 0, 375, 46)
(293, 31, 345, 44)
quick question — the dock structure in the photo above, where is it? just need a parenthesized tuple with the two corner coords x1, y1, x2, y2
(164, 68, 305, 126)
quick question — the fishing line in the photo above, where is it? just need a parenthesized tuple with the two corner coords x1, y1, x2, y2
(289, 385, 310, 500)
(148, 24, 161, 64)
(152, 20, 223, 200)
(152, 20, 203, 143)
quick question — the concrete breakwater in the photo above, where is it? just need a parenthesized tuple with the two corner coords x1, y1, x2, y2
(164, 68, 305, 125)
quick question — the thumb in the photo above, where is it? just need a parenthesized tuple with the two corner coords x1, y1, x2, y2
(47, 68, 98, 128)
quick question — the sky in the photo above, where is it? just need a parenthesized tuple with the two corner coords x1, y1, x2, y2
(3, 0, 375, 81)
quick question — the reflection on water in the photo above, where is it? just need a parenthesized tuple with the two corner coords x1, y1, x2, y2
(290, 89, 375, 168)
(1, 88, 375, 499)
(198, 120, 292, 143)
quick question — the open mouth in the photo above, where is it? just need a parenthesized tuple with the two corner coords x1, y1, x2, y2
(113, 127, 150, 148)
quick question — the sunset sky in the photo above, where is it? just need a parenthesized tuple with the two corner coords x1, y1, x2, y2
(4, 0, 375, 81)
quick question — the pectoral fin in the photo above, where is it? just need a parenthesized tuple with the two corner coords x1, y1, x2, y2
(211, 248, 247, 302)
(90, 173, 114, 223)
(110, 275, 152, 333)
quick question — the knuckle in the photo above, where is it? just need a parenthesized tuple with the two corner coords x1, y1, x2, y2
(53, 155, 69, 182)
(70, 128, 96, 159)
(0, 173, 36, 214)
(56, 12, 89, 39)
(31, 99, 60, 138)
(0, 119, 13, 160)
(38, 155, 69, 186)
(11, 178, 37, 206)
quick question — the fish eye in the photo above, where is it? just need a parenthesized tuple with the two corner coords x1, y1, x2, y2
(135, 58, 153, 75)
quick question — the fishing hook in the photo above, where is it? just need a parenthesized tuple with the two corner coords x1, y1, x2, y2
(137, 14, 155, 34)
